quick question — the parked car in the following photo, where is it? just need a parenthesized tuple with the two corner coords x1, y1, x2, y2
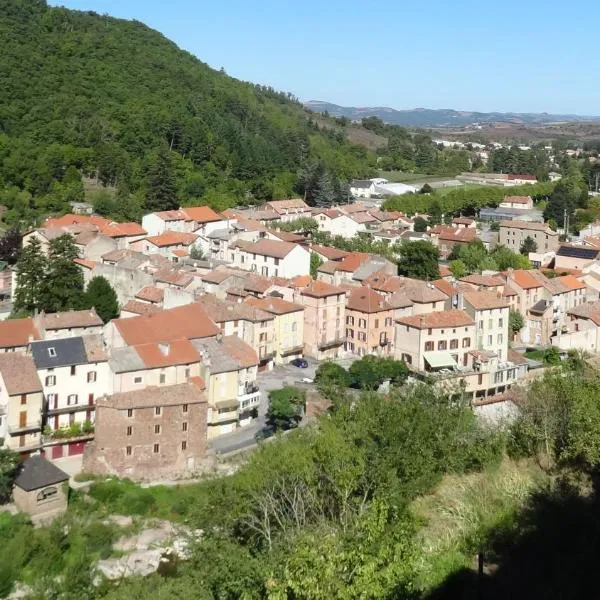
(254, 425, 275, 442)
(290, 358, 308, 368)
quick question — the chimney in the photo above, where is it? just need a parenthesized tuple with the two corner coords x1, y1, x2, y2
(216, 333, 223, 343)
(158, 343, 170, 356)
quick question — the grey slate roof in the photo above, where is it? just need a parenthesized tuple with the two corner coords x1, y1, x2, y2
(30, 337, 88, 369)
(14, 455, 69, 491)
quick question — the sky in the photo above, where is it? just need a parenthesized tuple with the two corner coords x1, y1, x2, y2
(47, 0, 597, 115)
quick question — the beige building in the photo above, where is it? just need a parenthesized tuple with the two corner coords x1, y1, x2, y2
(13, 455, 69, 524)
(34, 309, 104, 340)
(463, 291, 510, 361)
(84, 381, 208, 481)
(0, 354, 44, 456)
(293, 280, 347, 360)
(345, 287, 394, 357)
(395, 311, 476, 371)
(245, 297, 305, 364)
(554, 244, 600, 272)
(499, 220, 559, 253)
(192, 336, 260, 437)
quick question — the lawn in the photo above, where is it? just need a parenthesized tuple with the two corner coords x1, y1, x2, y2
(524, 349, 545, 361)
(378, 171, 456, 184)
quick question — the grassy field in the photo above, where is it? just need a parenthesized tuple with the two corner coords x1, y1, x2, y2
(378, 171, 457, 184)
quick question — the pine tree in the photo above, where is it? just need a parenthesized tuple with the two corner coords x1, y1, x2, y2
(84, 276, 119, 323)
(13, 237, 46, 315)
(145, 148, 178, 212)
(313, 168, 334, 208)
(39, 235, 85, 312)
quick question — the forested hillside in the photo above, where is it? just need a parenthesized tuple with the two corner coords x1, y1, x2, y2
(0, 0, 374, 224)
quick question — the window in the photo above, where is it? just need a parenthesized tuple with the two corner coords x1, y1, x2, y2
(274, 258, 280, 266)
(154, 424, 161, 434)
(428, 328, 432, 335)
(487, 335, 493, 345)
(48, 348, 57, 358)
(155, 407, 162, 416)
(153, 443, 160, 454)
(346, 328, 354, 339)
(346, 316, 354, 326)
(182, 422, 188, 432)
(478, 320, 483, 329)
(402, 353, 412, 365)
(438, 340, 447, 350)
(126, 426, 132, 436)
(134, 376, 143, 384)
(499, 318, 504, 328)
(181, 441, 187, 450)
(87, 371, 97, 383)
(70, 365, 76, 376)
(36, 487, 58, 503)
(463, 353, 469, 366)
(358, 318, 366, 329)
(20, 394, 26, 405)
(462, 337, 471, 348)
(185, 368, 190, 378)
(67, 394, 78, 406)
(127, 409, 133, 418)
(45, 375, 56, 387)
(126, 446, 132, 456)
(159, 373, 166, 384)
(291, 322, 297, 332)
(433, 302, 437, 309)
(182, 404, 188, 413)
(358, 332, 366, 342)
(385, 317, 392, 327)
(374, 319, 379, 328)
(425, 341, 434, 351)
(498, 334, 503, 344)
(379, 332, 387, 344)
(478, 374, 483, 385)
(450, 339, 459, 349)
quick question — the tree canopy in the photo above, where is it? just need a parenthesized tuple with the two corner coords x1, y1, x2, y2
(397, 240, 440, 280)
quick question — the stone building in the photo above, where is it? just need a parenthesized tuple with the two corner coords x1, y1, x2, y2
(13, 455, 69, 524)
(84, 381, 208, 481)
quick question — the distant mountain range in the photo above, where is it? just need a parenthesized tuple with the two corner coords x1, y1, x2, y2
(304, 101, 597, 128)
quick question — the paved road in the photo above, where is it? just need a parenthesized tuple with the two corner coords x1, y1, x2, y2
(209, 358, 319, 455)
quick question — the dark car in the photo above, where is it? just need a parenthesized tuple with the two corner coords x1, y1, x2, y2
(254, 425, 275, 442)
(290, 358, 309, 368)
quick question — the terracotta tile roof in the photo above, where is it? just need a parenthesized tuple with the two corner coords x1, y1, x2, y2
(0, 354, 42, 395)
(239, 239, 298, 259)
(433, 278, 456, 297)
(171, 248, 189, 258)
(182, 206, 223, 223)
(463, 291, 509, 310)
(0, 318, 40, 348)
(196, 294, 273, 323)
(243, 274, 277, 294)
(387, 292, 414, 309)
(189, 376, 206, 391)
(219, 335, 259, 368)
(267, 230, 305, 243)
(153, 269, 194, 288)
(460, 274, 505, 287)
(339, 203, 369, 215)
(134, 339, 200, 368)
(74, 230, 100, 245)
(510, 270, 544, 290)
(113, 303, 220, 345)
(98, 382, 206, 409)
(309, 244, 349, 261)
(452, 217, 475, 225)
(101, 222, 147, 237)
(403, 282, 448, 304)
(122, 300, 161, 316)
(557, 274, 586, 291)
(499, 220, 555, 233)
(101, 249, 144, 263)
(75, 258, 96, 270)
(507, 348, 529, 365)
(43, 214, 112, 229)
(245, 296, 304, 315)
(145, 232, 198, 247)
(431, 226, 477, 242)
(83, 334, 108, 362)
(201, 268, 245, 284)
(336, 252, 372, 273)
(502, 284, 518, 297)
(351, 212, 378, 224)
(289, 275, 312, 288)
(568, 302, 600, 326)
(346, 287, 391, 313)
(154, 209, 188, 222)
(584, 235, 600, 249)
(398, 310, 475, 329)
(299, 280, 346, 298)
(439, 264, 452, 277)
(135, 286, 164, 303)
(312, 208, 344, 219)
(317, 260, 339, 274)
(266, 199, 310, 213)
(39, 309, 102, 330)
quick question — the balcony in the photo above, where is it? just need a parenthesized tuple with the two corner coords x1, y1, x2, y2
(9, 419, 42, 434)
(318, 337, 346, 350)
(280, 344, 304, 357)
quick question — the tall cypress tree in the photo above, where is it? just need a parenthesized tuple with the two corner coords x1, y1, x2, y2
(13, 237, 47, 315)
(145, 148, 178, 212)
(39, 235, 85, 313)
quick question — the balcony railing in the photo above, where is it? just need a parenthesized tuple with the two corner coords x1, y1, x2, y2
(9, 419, 42, 434)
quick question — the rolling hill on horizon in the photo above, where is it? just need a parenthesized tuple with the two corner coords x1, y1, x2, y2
(305, 100, 598, 128)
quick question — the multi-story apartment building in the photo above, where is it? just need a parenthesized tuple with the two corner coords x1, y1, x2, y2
(293, 280, 347, 360)
(264, 199, 312, 222)
(0, 354, 44, 456)
(192, 335, 260, 437)
(499, 220, 559, 253)
(30, 336, 111, 433)
(463, 291, 510, 361)
(245, 297, 305, 364)
(231, 239, 310, 278)
(395, 310, 476, 371)
(84, 381, 208, 480)
(345, 287, 394, 357)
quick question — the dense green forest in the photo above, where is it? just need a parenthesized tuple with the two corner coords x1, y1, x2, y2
(0, 0, 375, 225)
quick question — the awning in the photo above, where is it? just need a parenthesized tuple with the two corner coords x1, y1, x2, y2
(214, 398, 239, 410)
(424, 351, 458, 370)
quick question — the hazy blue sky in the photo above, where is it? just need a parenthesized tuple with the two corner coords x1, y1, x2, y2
(48, 0, 596, 114)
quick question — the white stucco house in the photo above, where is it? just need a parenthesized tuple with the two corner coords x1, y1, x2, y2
(231, 239, 310, 278)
